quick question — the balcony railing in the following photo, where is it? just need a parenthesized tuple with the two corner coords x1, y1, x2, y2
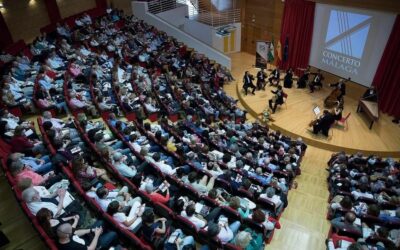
(147, 0, 240, 27)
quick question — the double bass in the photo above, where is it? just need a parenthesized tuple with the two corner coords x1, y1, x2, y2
(324, 77, 350, 108)
(324, 88, 341, 108)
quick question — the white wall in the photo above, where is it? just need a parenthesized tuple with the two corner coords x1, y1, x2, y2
(156, 4, 188, 27)
(132, 1, 231, 69)
(183, 19, 213, 46)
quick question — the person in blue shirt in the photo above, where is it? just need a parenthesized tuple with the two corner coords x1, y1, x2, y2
(8, 152, 53, 174)
(248, 167, 273, 186)
(379, 208, 400, 224)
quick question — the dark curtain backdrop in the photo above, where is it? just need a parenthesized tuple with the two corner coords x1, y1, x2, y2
(278, 0, 315, 76)
(44, 0, 61, 23)
(372, 15, 400, 118)
(0, 12, 13, 50)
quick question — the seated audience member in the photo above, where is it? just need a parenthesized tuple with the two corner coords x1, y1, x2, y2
(10, 125, 48, 156)
(95, 186, 142, 212)
(36, 208, 79, 239)
(22, 187, 67, 216)
(112, 152, 137, 178)
(330, 212, 362, 234)
(8, 152, 53, 174)
(107, 200, 145, 232)
(164, 229, 196, 250)
(259, 187, 283, 214)
(186, 171, 215, 195)
(68, 92, 98, 117)
(181, 203, 207, 230)
(10, 160, 61, 187)
(141, 209, 169, 245)
(229, 196, 251, 219)
(379, 208, 400, 224)
(56, 221, 118, 250)
(206, 219, 241, 244)
(233, 229, 264, 250)
(151, 152, 176, 175)
(144, 182, 170, 205)
(329, 196, 353, 218)
(250, 208, 275, 231)
(351, 184, 374, 200)
(72, 156, 115, 185)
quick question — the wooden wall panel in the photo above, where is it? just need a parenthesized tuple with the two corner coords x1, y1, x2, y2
(1, 0, 49, 43)
(109, 0, 132, 15)
(56, 0, 96, 19)
(240, 0, 284, 54)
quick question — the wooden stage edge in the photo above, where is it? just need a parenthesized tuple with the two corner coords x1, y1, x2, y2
(236, 83, 400, 158)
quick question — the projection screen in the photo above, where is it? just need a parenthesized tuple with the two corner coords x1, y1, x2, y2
(309, 4, 396, 86)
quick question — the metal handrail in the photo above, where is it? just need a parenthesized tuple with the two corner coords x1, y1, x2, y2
(192, 8, 241, 26)
(147, 0, 240, 27)
(148, 0, 179, 14)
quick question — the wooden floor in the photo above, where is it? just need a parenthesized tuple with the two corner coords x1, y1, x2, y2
(228, 52, 400, 157)
(224, 60, 332, 250)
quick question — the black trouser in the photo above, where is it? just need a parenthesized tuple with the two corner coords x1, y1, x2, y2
(269, 99, 281, 112)
(244, 84, 256, 95)
(313, 123, 329, 136)
(257, 80, 266, 90)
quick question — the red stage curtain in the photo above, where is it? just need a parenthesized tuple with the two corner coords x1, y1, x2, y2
(44, 0, 61, 24)
(96, 0, 108, 11)
(0, 12, 13, 50)
(278, 0, 315, 76)
(372, 15, 400, 118)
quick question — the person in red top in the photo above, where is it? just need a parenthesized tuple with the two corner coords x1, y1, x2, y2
(144, 181, 170, 204)
(10, 126, 48, 156)
(10, 160, 62, 188)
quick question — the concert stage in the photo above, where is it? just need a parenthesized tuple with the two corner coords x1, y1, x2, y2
(228, 53, 400, 157)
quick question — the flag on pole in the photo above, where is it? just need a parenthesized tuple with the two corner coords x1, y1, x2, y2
(268, 40, 275, 62)
(276, 40, 282, 62)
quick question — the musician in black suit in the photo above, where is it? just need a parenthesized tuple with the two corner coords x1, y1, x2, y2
(283, 68, 293, 88)
(362, 86, 378, 102)
(268, 67, 280, 86)
(256, 68, 267, 90)
(242, 71, 256, 95)
(329, 78, 348, 100)
(268, 85, 285, 113)
(312, 109, 335, 137)
(357, 86, 378, 112)
(297, 67, 310, 88)
(309, 69, 323, 93)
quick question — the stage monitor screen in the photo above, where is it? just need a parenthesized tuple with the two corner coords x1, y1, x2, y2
(309, 4, 396, 86)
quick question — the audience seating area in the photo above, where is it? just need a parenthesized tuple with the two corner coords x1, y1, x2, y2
(0, 8, 308, 250)
(326, 152, 400, 249)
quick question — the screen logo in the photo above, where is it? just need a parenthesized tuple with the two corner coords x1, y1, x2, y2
(325, 10, 372, 59)
(321, 10, 372, 75)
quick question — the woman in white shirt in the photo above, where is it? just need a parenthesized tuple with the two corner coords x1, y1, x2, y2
(107, 200, 145, 233)
(180, 203, 207, 230)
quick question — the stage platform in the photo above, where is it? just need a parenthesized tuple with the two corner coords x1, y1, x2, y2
(228, 53, 400, 157)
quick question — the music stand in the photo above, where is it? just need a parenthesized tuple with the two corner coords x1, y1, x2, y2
(313, 106, 321, 117)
